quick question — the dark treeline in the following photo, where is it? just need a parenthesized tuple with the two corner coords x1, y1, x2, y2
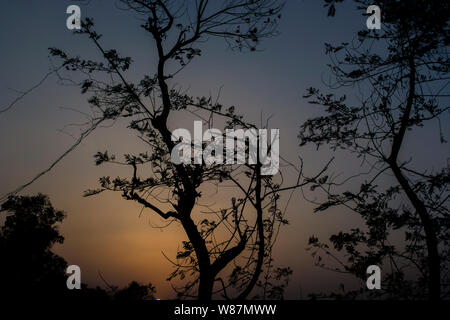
(0, 194, 157, 301)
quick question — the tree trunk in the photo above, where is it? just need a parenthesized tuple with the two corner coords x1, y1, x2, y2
(388, 56, 440, 300)
(390, 162, 441, 300)
(180, 213, 214, 300)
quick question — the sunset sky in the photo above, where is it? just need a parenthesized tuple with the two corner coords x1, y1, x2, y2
(1, 0, 447, 299)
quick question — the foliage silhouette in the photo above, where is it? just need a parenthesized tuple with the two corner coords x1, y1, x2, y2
(0, 193, 161, 301)
(114, 281, 157, 301)
(0, 194, 69, 298)
(300, 0, 449, 300)
(47, 0, 326, 300)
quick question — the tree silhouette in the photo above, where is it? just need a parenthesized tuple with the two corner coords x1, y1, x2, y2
(114, 281, 157, 301)
(0, 194, 68, 297)
(0, 193, 164, 300)
(47, 0, 322, 300)
(300, 0, 449, 300)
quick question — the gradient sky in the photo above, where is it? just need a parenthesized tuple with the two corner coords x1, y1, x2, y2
(1, 0, 448, 298)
